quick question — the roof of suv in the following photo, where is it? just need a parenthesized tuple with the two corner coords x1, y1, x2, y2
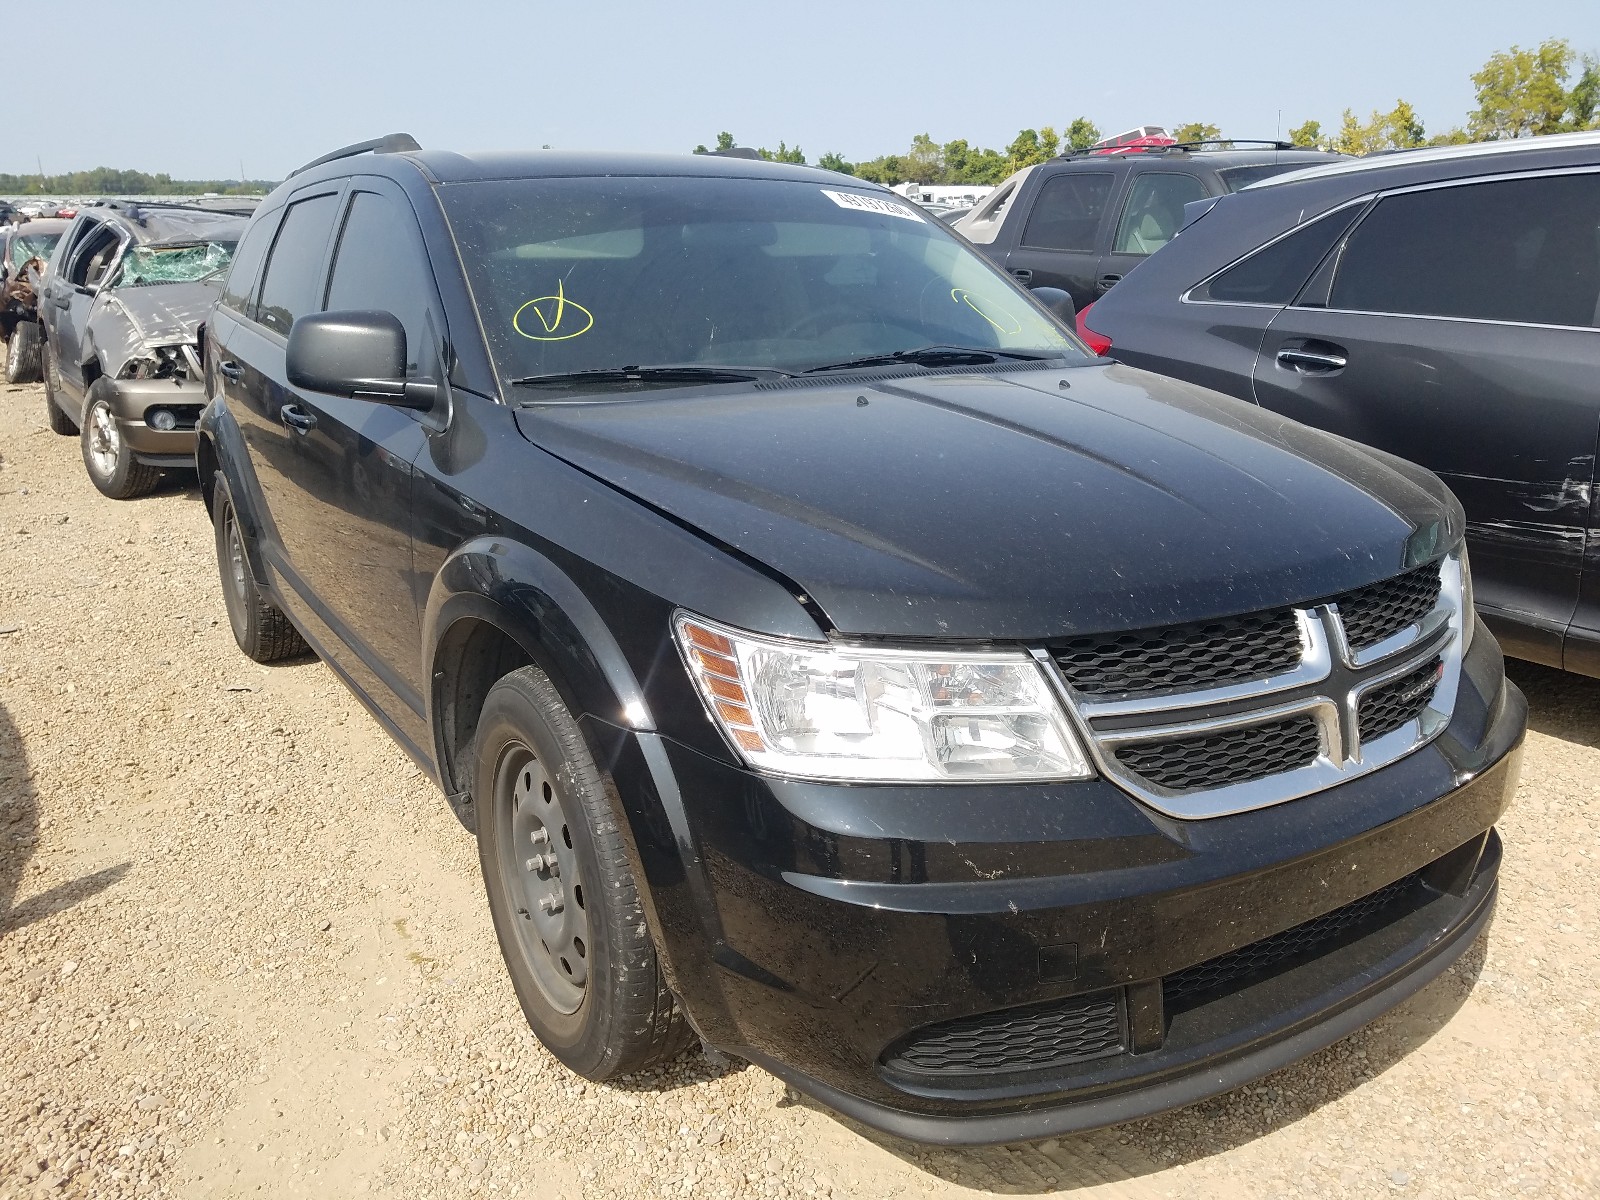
(1048, 146, 1343, 170)
(81, 202, 252, 247)
(1250, 129, 1600, 189)
(297, 147, 861, 188)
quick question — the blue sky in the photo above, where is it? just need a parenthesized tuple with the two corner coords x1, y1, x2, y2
(12, 0, 1597, 180)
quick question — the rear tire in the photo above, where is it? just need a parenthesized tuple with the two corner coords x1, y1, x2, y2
(81, 379, 161, 499)
(474, 665, 692, 1080)
(213, 478, 308, 663)
(42, 344, 76, 435)
(5, 321, 41, 383)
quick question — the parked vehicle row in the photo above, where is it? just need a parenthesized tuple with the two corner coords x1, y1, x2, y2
(1077, 130, 1600, 679)
(0, 216, 69, 382)
(20, 135, 1528, 1145)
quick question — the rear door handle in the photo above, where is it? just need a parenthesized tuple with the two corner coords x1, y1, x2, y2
(1009, 268, 1032, 284)
(1096, 273, 1122, 293)
(280, 403, 317, 433)
(1275, 347, 1348, 374)
(218, 361, 243, 382)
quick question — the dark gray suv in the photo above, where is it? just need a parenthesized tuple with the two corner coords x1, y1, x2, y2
(1080, 131, 1600, 678)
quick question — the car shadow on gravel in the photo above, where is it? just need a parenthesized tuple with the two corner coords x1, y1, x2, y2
(1504, 659, 1600, 750)
(0, 696, 128, 936)
(799, 932, 1489, 1193)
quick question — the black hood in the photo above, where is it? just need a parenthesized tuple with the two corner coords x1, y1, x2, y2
(513, 363, 1463, 640)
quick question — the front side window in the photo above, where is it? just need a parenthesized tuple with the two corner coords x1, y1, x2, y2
(440, 175, 1084, 387)
(1330, 173, 1600, 328)
(1020, 172, 1113, 251)
(220, 215, 276, 317)
(256, 193, 340, 337)
(9, 231, 61, 270)
(1113, 173, 1208, 254)
(324, 191, 441, 377)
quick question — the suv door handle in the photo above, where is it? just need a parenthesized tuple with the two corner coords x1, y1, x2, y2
(1096, 273, 1122, 293)
(280, 404, 317, 433)
(1275, 347, 1348, 375)
(1009, 268, 1032, 284)
(218, 361, 243, 382)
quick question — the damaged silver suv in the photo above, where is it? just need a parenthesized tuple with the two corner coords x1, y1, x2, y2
(39, 201, 250, 498)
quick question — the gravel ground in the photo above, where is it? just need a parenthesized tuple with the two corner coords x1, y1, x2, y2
(0, 378, 1596, 1200)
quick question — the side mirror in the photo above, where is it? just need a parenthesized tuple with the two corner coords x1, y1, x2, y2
(285, 310, 437, 409)
(1030, 286, 1077, 327)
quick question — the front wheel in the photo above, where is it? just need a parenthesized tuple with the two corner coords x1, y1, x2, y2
(81, 380, 161, 499)
(5, 320, 41, 383)
(473, 665, 691, 1079)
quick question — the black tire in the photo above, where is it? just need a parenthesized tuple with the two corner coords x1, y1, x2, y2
(212, 478, 308, 663)
(5, 320, 41, 384)
(474, 665, 691, 1079)
(81, 379, 162, 499)
(42, 344, 76, 435)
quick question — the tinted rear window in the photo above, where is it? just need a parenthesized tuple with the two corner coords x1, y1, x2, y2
(1330, 173, 1600, 327)
(1021, 173, 1114, 251)
(1202, 205, 1364, 305)
(256, 194, 339, 337)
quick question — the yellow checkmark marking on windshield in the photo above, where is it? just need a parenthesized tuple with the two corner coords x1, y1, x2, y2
(514, 280, 595, 341)
(951, 288, 1022, 335)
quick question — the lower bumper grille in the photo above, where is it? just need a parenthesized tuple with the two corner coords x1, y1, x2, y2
(1165, 871, 1422, 1007)
(882, 991, 1125, 1078)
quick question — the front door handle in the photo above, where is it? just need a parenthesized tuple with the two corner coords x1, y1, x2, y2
(218, 361, 243, 382)
(280, 403, 317, 433)
(1275, 347, 1348, 374)
(1010, 268, 1033, 284)
(1096, 273, 1122, 293)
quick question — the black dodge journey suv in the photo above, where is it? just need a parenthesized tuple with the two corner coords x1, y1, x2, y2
(197, 135, 1525, 1144)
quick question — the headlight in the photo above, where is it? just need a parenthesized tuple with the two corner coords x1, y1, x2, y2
(674, 614, 1093, 783)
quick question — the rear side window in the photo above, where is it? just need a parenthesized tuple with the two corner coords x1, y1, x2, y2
(324, 191, 442, 377)
(1113, 174, 1208, 254)
(220, 215, 276, 318)
(1021, 172, 1114, 251)
(256, 193, 340, 337)
(1201, 205, 1364, 305)
(1330, 173, 1600, 328)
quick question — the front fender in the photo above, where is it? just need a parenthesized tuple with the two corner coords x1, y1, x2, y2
(196, 399, 276, 593)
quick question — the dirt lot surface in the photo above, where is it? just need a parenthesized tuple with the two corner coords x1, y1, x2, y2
(1, 378, 1597, 1200)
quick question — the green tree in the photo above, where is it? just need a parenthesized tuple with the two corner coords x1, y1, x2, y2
(1468, 39, 1574, 138)
(1288, 119, 1322, 148)
(1569, 54, 1600, 128)
(1063, 117, 1101, 151)
(716, 131, 736, 151)
(816, 151, 853, 174)
(1329, 100, 1427, 154)
(1172, 122, 1223, 145)
(903, 132, 943, 182)
(1003, 128, 1054, 174)
(1428, 126, 1472, 146)
(758, 142, 805, 164)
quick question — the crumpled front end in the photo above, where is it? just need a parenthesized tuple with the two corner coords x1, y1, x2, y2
(91, 282, 218, 464)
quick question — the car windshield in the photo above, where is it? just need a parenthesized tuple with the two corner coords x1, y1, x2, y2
(114, 240, 236, 288)
(439, 175, 1086, 386)
(9, 232, 61, 269)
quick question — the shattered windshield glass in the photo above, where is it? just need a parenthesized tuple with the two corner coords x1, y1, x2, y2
(10, 233, 61, 269)
(114, 241, 236, 288)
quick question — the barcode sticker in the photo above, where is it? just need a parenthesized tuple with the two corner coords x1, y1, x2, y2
(820, 189, 926, 222)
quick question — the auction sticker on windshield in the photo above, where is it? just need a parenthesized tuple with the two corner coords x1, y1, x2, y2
(820, 190, 925, 222)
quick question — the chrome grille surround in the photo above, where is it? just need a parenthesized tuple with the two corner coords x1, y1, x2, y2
(1038, 555, 1466, 820)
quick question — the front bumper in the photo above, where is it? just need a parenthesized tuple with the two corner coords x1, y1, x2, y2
(596, 623, 1524, 1144)
(106, 377, 204, 463)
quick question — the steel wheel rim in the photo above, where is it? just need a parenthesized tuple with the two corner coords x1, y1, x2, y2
(224, 509, 249, 603)
(496, 742, 589, 1013)
(88, 401, 120, 476)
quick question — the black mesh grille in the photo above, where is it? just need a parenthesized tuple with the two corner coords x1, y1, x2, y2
(1333, 564, 1442, 651)
(1164, 873, 1420, 1006)
(1113, 715, 1321, 793)
(1053, 608, 1301, 697)
(1359, 657, 1442, 741)
(883, 991, 1124, 1077)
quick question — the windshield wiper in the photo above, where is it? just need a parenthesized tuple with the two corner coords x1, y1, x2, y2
(510, 363, 794, 390)
(801, 345, 1057, 374)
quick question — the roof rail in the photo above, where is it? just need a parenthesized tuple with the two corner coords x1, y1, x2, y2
(290, 133, 422, 178)
(1052, 138, 1295, 161)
